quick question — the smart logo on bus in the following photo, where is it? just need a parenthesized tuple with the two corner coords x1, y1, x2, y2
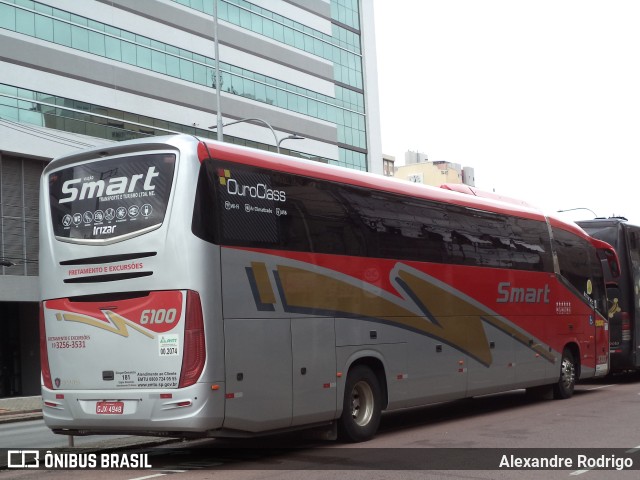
(58, 166, 160, 204)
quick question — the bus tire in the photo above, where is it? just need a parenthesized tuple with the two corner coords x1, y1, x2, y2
(553, 349, 576, 399)
(338, 365, 382, 442)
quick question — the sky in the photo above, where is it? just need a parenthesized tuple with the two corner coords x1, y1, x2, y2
(372, 0, 640, 225)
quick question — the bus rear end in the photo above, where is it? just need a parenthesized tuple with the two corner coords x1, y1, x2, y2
(39, 135, 222, 436)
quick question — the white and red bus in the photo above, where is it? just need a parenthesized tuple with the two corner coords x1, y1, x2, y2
(40, 135, 617, 442)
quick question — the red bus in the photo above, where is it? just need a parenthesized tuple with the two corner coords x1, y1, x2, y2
(40, 135, 617, 441)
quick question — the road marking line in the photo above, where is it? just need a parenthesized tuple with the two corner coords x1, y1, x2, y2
(570, 444, 640, 476)
(129, 472, 186, 480)
(585, 384, 615, 391)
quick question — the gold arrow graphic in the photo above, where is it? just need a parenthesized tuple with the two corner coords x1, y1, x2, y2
(396, 269, 555, 363)
(275, 265, 493, 366)
(55, 310, 155, 339)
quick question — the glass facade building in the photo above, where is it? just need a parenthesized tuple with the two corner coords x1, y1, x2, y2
(0, 0, 381, 397)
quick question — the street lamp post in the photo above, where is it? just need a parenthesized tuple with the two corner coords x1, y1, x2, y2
(210, 5, 304, 152)
(277, 134, 305, 151)
(212, 0, 223, 141)
(209, 118, 304, 153)
(557, 207, 598, 218)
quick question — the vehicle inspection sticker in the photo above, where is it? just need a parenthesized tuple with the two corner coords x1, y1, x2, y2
(158, 334, 180, 356)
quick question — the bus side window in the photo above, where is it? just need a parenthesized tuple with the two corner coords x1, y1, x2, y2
(553, 227, 609, 312)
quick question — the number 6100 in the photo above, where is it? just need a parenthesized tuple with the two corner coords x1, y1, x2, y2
(140, 308, 177, 324)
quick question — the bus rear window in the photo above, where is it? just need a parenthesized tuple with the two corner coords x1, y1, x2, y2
(48, 153, 176, 243)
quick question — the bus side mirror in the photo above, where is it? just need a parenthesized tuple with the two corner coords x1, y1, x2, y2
(598, 248, 620, 279)
(606, 250, 620, 278)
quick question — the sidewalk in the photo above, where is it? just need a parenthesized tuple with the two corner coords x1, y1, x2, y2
(0, 395, 43, 424)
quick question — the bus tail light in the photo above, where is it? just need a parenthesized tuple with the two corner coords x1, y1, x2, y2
(179, 291, 206, 388)
(39, 302, 53, 389)
(621, 312, 631, 341)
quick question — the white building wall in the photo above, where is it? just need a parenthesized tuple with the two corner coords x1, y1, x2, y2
(360, 0, 383, 175)
(405, 151, 429, 165)
(1, 0, 377, 164)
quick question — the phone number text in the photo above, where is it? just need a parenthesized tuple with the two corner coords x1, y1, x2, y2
(50, 340, 86, 349)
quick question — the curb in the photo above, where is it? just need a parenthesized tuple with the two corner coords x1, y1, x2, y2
(0, 411, 43, 425)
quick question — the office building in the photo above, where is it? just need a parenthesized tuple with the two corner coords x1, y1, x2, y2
(0, 0, 382, 397)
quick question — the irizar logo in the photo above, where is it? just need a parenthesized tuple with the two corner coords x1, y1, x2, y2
(93, 225, 116, 236)
(59, 167, 160, 204)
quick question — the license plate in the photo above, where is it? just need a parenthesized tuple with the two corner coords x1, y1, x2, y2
(96, 401, 124, 414)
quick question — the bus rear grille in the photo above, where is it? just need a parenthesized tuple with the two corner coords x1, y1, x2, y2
(60, 252, 157, 266)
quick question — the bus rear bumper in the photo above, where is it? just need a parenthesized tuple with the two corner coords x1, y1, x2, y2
(41, 382, 225, 437)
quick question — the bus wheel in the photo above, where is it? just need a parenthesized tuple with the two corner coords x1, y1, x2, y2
(338, 365, 382, 442)
(553, 349, 576, 399)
